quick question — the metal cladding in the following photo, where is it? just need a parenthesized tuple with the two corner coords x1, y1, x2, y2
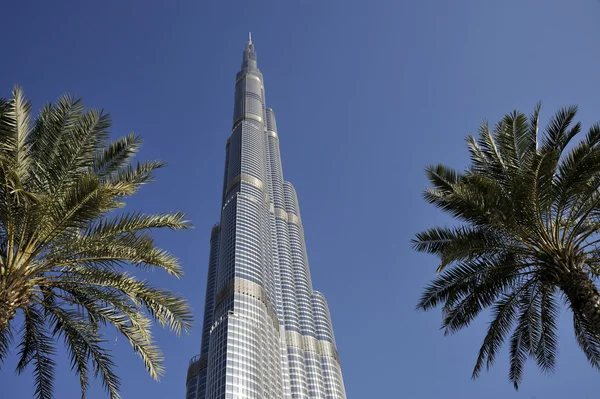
(186, 37, 346, 399)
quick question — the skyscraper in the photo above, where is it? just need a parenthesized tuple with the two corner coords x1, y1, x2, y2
(186, 35, 346, 399)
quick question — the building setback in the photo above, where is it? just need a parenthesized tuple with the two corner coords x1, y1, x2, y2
(186, 35, 346, 399)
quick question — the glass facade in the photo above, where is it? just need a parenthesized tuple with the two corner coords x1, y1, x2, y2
(186, 37, 346, 399)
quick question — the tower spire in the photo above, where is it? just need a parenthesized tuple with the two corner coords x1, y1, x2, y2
(242, 32, 257, 70)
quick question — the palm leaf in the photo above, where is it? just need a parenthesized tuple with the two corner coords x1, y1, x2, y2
(573, 309, 600, 370)
(534, 286, 559, 373)
(416, 104, 600, 389)
(0, 88, 192, 399)
(0, 318, 13, 367)
(93, 133, 142, 177)
(48, 307, 120, 398)
(16, 306, 56, 399)
(472, 290, 521, 378)
(541, 105, 579, 151)
(509, 284, 541, 390)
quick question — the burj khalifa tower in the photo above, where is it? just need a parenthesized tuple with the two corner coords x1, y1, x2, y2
(186, 35, 347, 399)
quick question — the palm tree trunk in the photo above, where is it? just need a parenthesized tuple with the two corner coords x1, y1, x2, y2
(561, 266, 600, 335)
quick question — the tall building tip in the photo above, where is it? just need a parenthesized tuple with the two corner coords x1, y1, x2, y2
(248, 32, 252, 42)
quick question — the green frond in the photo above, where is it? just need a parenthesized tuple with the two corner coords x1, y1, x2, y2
(93, 133, 142, 177)
(47, 231, 184, 277)
(583, 123, 600, 148)
(0, 86, 33, 183)
(440, 258, 523, 335)
(573, 310, 600, 370)
(106, 160, 166, 197)
(48, 109, 111, 195)
(507, 110, 534, 165)
(477, 120, 506, 176)
(45, 174, 105, 233)
(417, 253, 524, 314)
(0, 97, 7, 117)
(472, 290, 521, 378)
(509, 283, 541, 390)
(15, 306, 56, 399)
(494, 115, 519, 169)
(423, 174, 506, 228)
(45, 305, 91, 399)
(508, 323, 527, 389)
(52, 267, 193, 335)
(532, 150, 560, 217)
(85, 212, 190, 238)
(0, 87, 190, 398)
(418, 103, 600, 389)
(541, 105, 579, 152)
(534, 287, 559, 373)
(424, 164, 461, 194)
(16, 305, 45, 373)
(412, 225, 502, 273)
(556, 144, 600, 203)
(0, 319, 13, 367)
(558, 125, 600, 212)
(48, 307, 120, 399)
(412, 225, 471, 255)
(416, 261, 482, 311)
(466, 135, 489, 175)
(53, 283, 165, 380)
(28, 95, 85, 192)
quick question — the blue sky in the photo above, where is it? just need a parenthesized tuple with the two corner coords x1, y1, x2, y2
(2, 0, 600, 398)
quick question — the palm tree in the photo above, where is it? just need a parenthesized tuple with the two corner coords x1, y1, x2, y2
(0, 86, 192, 398)
(413, 104, 600, 388)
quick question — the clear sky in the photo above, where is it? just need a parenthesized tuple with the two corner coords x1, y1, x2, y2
(1, 0, 600, 398)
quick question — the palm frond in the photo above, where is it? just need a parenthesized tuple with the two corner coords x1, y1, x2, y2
(0, 88, 191, 398)
(534, 286, 559, 373)
(0, 86, 33, 183)
(49, 109, 111, 195)
(85, 212, 190, 238)
(440, 257, 524, 335)
(494, 116, 519, 169)
(509, 283, 541, 390)
(47, 231, 184, 277)
(424, 164, 461, 194)
(505, 110, 533, 166)
(541, 105, 579, 152)
(28, 95, 84, 192)
(0, 319, 13, 367)
(54, 283, 163, 377)
(532, 150, 560, 220)
(48, 307, 120, 399)
(412, 225, 502, 273)
(573, 309, 600, 370)
(106, 160, 166, 197)
(52, 267, 192, 335)
(16, 306, 56, 399)
(466, 135, 489, 175)
(478, 121, 506, 173)
(417, 103, 600, 389)
(472, 289, 522, 378)
(16, 305, 45, 373)
(93, 133, 142, 177)
(423, 174, 503, 227)
(417, 252, 524, 314)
